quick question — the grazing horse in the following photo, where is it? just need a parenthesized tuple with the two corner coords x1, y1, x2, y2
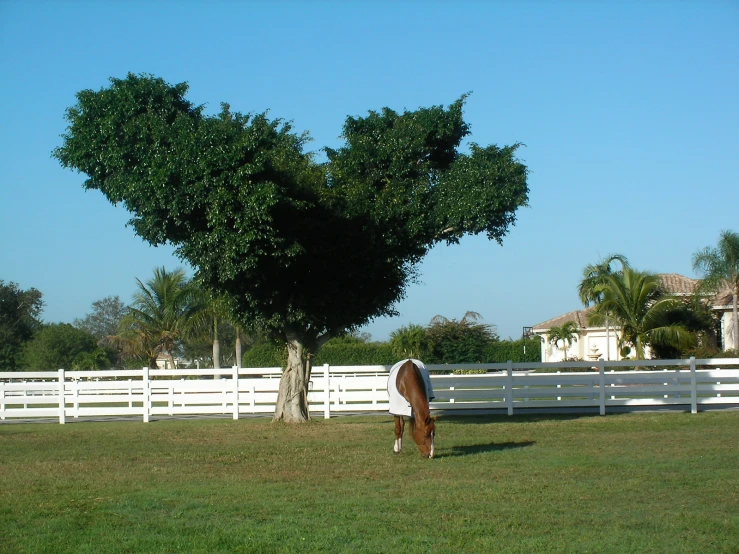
(387, 359, 436, 458)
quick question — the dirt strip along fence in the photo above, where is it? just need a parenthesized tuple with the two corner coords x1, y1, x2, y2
(2, 358, 738, 423)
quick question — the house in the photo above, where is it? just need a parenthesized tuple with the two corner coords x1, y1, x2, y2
(155, 353, 177, 369)
(712, 287, 738, 351)
(531, 274, 735, 361)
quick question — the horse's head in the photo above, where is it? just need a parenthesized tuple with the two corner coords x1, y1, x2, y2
(412, 416, 437, 459)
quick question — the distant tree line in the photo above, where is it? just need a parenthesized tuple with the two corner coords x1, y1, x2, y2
(6, 228, 733, 370)
(1, 274, 539, 371)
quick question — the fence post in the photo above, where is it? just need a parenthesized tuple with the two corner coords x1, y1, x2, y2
(690, 357, 697, 414)
(58, 369, 66, 424)
(506, 360, 514, 416)
(71, 378, 79, 419)
(598, 361, 606, 416)
(143, 367, 150, 423)
(232, 365, 239, 420)
(323, 364, 331, 419)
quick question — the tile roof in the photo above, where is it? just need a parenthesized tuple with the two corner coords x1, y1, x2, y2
(659, 273, 698, 295)
(531, 274, 707, 331)
(712, 287, 737, 308)
(532, 307, 596, 331)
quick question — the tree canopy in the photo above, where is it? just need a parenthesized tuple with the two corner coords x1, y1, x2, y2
(74, 295, 128, 341)
(578, 254, 629, 307)
(588, 267, 693, 360)
(53, 73, 529, 421)
(0, 281, 44, 370)
(426, 312, 499, 364)
(692, 230, 739, 351)
(19, 323, 102, 370)
(113, 267, 202, 368)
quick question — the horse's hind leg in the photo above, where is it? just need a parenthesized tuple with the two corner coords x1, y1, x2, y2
(394, 416, 404, 453)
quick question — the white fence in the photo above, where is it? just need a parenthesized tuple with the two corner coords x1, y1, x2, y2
(1, 358, 738, 424)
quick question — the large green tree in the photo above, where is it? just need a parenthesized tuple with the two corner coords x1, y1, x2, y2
(53, 73, 529, 422)
(692, 230, 739, 351)
(0, 281, 44, 370)
(19, 323, 102, 370)
(74, 295, 128, 367)
(588, 267, 693, 360)
(426, 312, 499, 364)
(74, 296, 128, 341)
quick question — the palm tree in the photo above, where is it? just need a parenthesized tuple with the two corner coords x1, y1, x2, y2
(548, 321, 580, 361)
(578, 253, 629, 305)
(588, 267, 694, 360)
(115, 267, 201, 368)
(188, 289, 250, 369)
(692, 230, 739, 351)
(578, 254, 629, 360)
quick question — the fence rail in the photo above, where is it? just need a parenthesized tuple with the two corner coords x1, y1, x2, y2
(2, 358, 738, 423)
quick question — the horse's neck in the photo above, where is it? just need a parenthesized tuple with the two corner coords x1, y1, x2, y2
(397, 362, 430, 421)
(409, 391, 430, 422)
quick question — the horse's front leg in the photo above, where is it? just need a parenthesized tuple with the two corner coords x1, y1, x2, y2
(394, 416, 405, 453)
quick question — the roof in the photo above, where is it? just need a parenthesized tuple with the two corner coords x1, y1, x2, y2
(532, 307, 596, 332)
(531, 273, 701, 331)
(712, 286, 736, 309)
(659, 273, 698, 295)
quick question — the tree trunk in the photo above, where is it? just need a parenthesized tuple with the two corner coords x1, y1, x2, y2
(212, 317, 221, 370)
(273, 335, 312, 423)
(732, 284, 738, 350)
(235, 327, 242, 369)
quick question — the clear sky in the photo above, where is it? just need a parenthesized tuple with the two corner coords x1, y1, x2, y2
(1, 0, 737, 341)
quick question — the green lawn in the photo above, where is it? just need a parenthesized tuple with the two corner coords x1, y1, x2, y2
(1, 411, 737, 553)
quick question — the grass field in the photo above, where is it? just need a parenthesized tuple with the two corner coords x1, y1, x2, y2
(1, 411, 737, 553)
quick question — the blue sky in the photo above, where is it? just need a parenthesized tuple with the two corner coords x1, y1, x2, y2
(1, 0, 737, 341)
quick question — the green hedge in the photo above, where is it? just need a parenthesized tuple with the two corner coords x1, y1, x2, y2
(314, 342, 396, 366)
(240, 341, 396, 368)
(240, 337, 541, 368)
(241, 344, 286, 368)
(484, 338, 541, 363)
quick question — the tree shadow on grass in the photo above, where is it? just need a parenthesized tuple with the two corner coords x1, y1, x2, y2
(440, 440, 535, 458)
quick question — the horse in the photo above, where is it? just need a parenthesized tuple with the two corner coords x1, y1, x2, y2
(388, 359, 436, 458)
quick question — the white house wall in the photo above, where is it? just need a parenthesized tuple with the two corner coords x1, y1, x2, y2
(539, 328, 640, 362)
(720, 311, 737, 350)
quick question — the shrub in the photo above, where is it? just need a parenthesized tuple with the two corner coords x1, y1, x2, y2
(485, 337, 541, 362)
(241, 343, 285, 368)
(314, 340, 395, 366)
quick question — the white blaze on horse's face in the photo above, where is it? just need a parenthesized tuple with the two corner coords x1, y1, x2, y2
(429, 430, 435, 459)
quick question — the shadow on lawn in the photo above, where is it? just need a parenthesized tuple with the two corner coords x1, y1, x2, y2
(441, 440, 535, 457)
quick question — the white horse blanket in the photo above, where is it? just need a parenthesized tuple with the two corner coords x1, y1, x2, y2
(387, 359, 435, 417)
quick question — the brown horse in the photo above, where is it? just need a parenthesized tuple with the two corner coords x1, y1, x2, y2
(391, 360, 436, 458)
